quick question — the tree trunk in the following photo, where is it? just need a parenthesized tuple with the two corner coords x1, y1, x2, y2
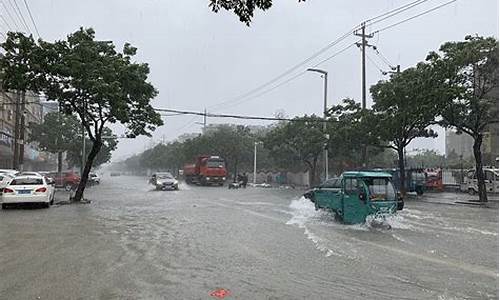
(57, 151, 63, 176)
(307, 157, 319, 187)
(473, 135, 488, 203)
(73, 140, 102, 202)
(397, 146, 406, 196)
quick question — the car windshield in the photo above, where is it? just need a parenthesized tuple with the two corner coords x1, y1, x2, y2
(363, 177, 396, 201)
(157, 174, 173, 179)
(10, 178, 44, 185)
(207, 160, 225, 168)
(320, 178, 340, 188)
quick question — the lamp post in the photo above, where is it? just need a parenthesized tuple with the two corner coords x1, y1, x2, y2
(253, 141, 263, 185)
(307, 68, 329, 181)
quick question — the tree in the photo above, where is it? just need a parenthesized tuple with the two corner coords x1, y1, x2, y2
(66, 128, 118, 169)
(0, 28, 163, 201)
(427, 35, 499, 203)
(0, 32, 42, 170)
(370, 64, 442, 195)
(209, 0, 305, 25)
(326, 98, 383, 172)
(264, 115, 325, 186)
(29, 112, 81, 174)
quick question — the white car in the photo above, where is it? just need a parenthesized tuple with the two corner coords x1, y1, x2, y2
(89, 173, 101, 185)
(1, 175, 55, 209)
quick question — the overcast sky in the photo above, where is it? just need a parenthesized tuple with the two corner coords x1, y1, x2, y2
(5, 0, 498, 160)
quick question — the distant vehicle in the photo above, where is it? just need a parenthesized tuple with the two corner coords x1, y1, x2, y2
(1, 175, 55, 209)
(183, 155, 227, 186)
(89, 173, 101, 185)
(461, 168, 499, 194)
(48, 171, 80, 191)
(370, 168, 426, 195)
(149, 172, 179, 190)
(311, 171, 399, 224)
(110, 172, 121, 177)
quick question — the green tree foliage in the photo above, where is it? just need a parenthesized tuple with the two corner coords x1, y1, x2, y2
(427, 35, 499, 202)
(66, 128, 118, 169)
(264, 115, 324, 186)
(29, 112, 81, 173)
(129, 125, 259, 179)
(370, 64, 443, 194)
(209, 0, 305, 25)
(1, 29, 163, 201)
(406, 149, 445, 169)
(327, 98, 383, 172)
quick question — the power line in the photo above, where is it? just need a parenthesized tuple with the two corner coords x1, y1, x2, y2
(366, 53, 385, 74)
(0, 14, 13, 31)
(215, 42, 358, 111)
(22, 0, 40, 38)
(1, 0, 21, 31)
(364, 0, 430, 23)
(366, 0, 432, 26)
(10, 0, 31, 34)
(206, 0, 436, 112)
(207, 25, 361, 111)
(373, 0, 458, 34)
(155, 108, 331, 122)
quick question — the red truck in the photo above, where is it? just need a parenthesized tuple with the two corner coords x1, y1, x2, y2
(183, 155, 227, 186)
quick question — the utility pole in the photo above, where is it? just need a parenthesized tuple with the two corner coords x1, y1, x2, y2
(18, 91, 26, 172)
(12, 91, 20, 170)
(307, 68, 329, 181)
(355, 23, 374, 168)
(354, 22, 374, 109)
(253, 141, 263, 185)
(203, 108, 207, 129)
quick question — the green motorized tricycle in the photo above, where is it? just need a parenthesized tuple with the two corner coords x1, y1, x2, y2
(312, 171, 398, 225)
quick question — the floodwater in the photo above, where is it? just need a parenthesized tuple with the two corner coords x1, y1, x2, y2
(0, 175, 497, 299)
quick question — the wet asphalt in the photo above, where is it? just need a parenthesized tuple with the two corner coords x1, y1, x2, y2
(0, 175, 498, 300)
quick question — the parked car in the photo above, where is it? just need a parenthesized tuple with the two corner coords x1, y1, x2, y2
(461, 168, 499, 194)
(89, 173, 101, 185)
(1, 175, 55, 209)
(149, 172, 179, 190)
(110, 172, 121, 177)
(48, 171, 80, 191)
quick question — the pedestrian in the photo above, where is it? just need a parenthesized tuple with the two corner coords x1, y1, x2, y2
(242, 172, 248, 188)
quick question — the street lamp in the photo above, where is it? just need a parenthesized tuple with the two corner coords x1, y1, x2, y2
(307, 68, 329, 181)
(253, 141, 263, 185)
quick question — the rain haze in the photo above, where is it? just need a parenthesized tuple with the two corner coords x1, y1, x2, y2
(27, 0, 499, 161)
(0, 1, 499, 299)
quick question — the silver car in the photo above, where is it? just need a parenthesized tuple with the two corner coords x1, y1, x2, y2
(150, 172, 179, 191)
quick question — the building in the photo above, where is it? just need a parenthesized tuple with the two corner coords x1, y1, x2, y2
(0, 88, 57, 170)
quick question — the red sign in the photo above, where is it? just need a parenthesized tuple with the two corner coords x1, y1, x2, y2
(210, 288, 231, 298)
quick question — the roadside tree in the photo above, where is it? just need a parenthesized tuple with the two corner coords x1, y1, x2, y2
(427, 35, 499, 202)
(1, 28, 163, 201)
(370, 64, 443, 195)
(29, 112, 81, 174)
(264, 115, 325, 186)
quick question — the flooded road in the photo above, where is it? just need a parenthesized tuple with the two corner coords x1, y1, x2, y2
(0, 175, 498, 299)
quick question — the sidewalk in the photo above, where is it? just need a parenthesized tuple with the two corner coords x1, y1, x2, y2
(407, 192, 499, 208)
